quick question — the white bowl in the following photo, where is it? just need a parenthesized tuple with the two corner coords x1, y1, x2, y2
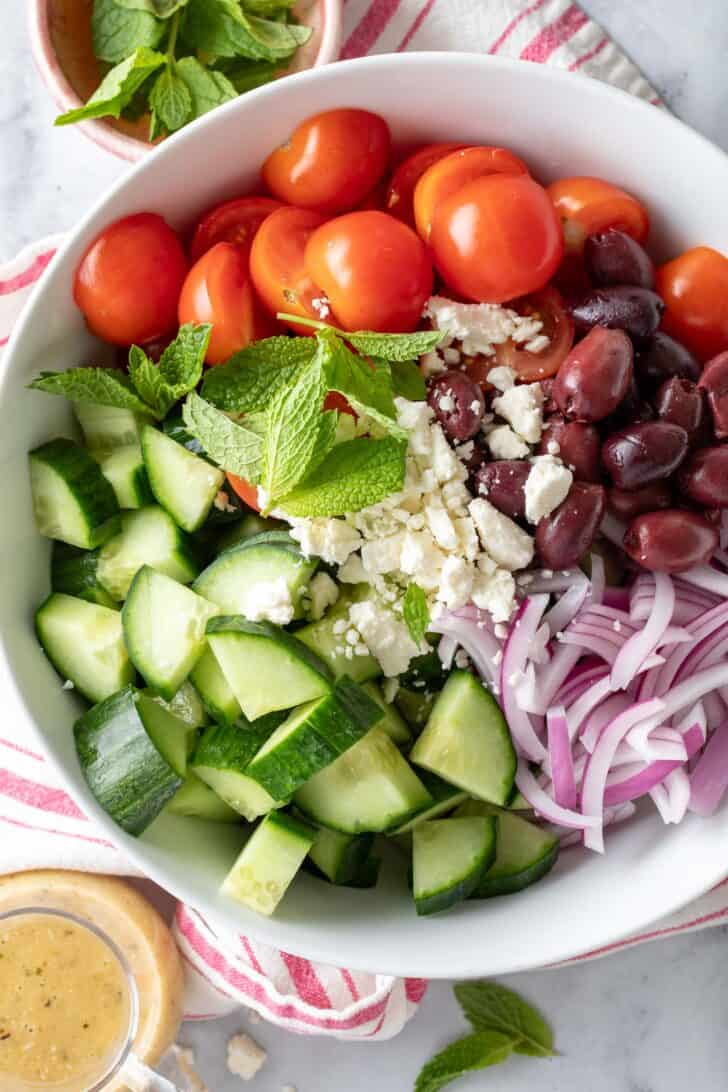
(4, 53, 728, 980)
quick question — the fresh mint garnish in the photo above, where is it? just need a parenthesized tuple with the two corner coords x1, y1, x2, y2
(346, 329, 443, 361)
(92, 0, 165, 63)
(181, 0, 310, 63)
(279, 437, 407, 517)
(415, 1031, 516, 1092)
(402, 583, 430, 645)
(260, 353, 331, 505)
(29, 368, 155, 417)
(200, 337, 316, 413)
(389, 359, 427, 401)
(182, 392, 262, 482)
(114, 0, 189, 15)
(56, 46, 167, 126)
(174, 56, 238, 117)
(318, 330, 406, 440)
(148, 65, 192, 133)
(454, 981, 555, 1058)
(128, 323, 211, 417)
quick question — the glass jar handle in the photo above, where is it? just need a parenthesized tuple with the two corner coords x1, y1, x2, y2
(119, 1052, 182, 1091)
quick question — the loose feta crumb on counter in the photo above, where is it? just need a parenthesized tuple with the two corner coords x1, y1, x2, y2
(423, 297, 546, 357)
(486, 425, 530, 460)
(469, 498, 535, 571)
(170, 1045, 209, 1092)
(524, 455, 573, 524)
(242, 576, 295, 625)
(307, 572, 339, 620)
(288, 517, 362, 565)
(492, 383, 544, 444)
(227, 1032, 267, 1081)
(486, 365, 516, 392)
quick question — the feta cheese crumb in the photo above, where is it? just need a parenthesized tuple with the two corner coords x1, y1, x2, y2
(443, 347, 461, 364)
(349, 600, 424, 677)
(421, 350, 446, 377)
(62, 679, 75, 691)
(494, 622, 509, 639)
(469, 498, 535, 571)
(486, 425, 530, 460)
(546, 439, 561, 455)
(439, 555, 474, 609)
(307, 572, 339, 620)
(382, 677, 400, 703)
(227, 1032, 267, 1081)
(454, 648, 470, 669)
(471, 567, 516, 622)
(430, 424, 467, 483)
(423, 296, 547, 357)
(425, 502, 459, 551)
(438, 393, 455, 413)
(311, 295, 331, 319)
(492, 383, 544, 444)
(361, 532, 406, 574)
(242, 576, 295, 625)
(524, 455, 573, 524)
(288, 517, 362, 565)
(486, 365, 516, 392)
(256, 486, 270, 510)
(213, 489, 238, 514)
(338, 554, 367, 584)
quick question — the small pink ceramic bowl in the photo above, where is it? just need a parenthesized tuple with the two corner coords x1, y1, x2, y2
(29, 0, 343, 162)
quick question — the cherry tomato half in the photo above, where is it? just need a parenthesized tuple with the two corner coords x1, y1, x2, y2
(190, 196, 282, 262)
(413, 146, 529, 243)
(227, 473, 261, 511)
(656, 246, 728, 362)
(250, 206, 329, 331)
(262, 109, 391, 214)
(386, 142, 467, 228)
(547, 176, 649, 252)
(493, 287, 574, 381)
(430, 173, 563, 304)
(178, 243, 256, 365)
(74, 213, 188, 346)
(304, 210, 433, 333)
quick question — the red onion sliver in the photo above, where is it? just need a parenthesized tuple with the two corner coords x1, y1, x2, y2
(568, 675, 614, 740)
(589, 553, 605, 606)
(703, 690, 727, 730)
(603, 723, 704, 807)
(721, 510, 728, 551)
(430, 614, 500, 684)
(603, 587, 630, 610)
(500, 596, 549, 762)
(580, 692, 633, 752)
(543, 581, 589, 636)
(517, 569, 587, 594)
(680, 564, 728, 598)
(689, 718, 728, 817)
(437, 634, 457, 670)
(515, 761, 600, 829)
(611, 572, 674, 691)
(546, 705, 577, 810)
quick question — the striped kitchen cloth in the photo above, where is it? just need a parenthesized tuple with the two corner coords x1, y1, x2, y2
(0, 0, 684, 1042)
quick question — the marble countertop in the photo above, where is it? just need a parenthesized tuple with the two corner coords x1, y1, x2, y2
(3, 2, 728, 1089)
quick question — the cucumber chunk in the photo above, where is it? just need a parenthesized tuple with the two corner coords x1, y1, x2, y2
(141, 425, 225, 533)
(361, 682, 411, 746)
(51, 542, 117, 608)
(97, 507, 198, 600)
(294, 727, 432, 834)
(122, 566, 218, 700)
(410, 671, 516, 806)
(36, 593, 134, 703)
(166, 773, 240, 823)
(74, 403, 141, 455)
(307, 827, 375, 886)
(207, 617, 331, 721)
(29, 438, 120, 549)
(216, 513, 284, 553)
(99, 445, 154, 509)
(189, 646, 242, 725)
(296, 586, 381, 683)
(245, 678, 383, 800)
(389, 771, 468, 834)
(191, 714, 287, 821)
(457, 802, 560, 898)
(136, 692, 196, 778)
(145, 680, 208, 729)
(221, 811, 316, 916)
(413, 815, 497, 916)
(74, 685, 183, 835)
(194, 533, 317, 620)
(394, 686, 437, 729)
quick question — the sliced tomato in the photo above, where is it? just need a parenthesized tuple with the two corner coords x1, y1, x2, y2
(190, 196, 282, 262)
(547, 176, 650, 252)
(386, 142, 467, 227)
(178, 243, 256, 365)
(494, 287, 574, 381)
(227, 474, 261, 511)
(249, 206, 329, 333)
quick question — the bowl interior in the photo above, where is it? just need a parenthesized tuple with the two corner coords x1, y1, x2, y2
(4, 54, 728, 979)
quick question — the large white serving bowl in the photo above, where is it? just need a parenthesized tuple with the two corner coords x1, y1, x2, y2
(4, 53, 728, 980)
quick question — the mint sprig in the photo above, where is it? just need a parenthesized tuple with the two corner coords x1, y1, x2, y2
(260, 352, 331, 504)
(200, 337, 316, 413)
(415, 1031, 516, 1092)
(182, 392, 262, 482)
(276, 312, 442, 362)
(318, 330, 406, 441)
(55, 46, 167, 127)
(92, 0, 165, 63)
(29, 368, 155, 417)
(279, 437, 406, 518)
(115, 0, 189, 15)
(402, 583, 430, 645)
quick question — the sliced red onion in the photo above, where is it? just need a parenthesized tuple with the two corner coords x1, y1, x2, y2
(543, 581, 589, 636)
(515, 761, 600, 829)
(580, 693, 633, 752)
(611, 572, 674, 691)
(546, 705, 577, 810)
(689, 718, 728, 817)
(680, 564, 728, 598)
(626, 725, 687, 763)
(430, 614, 500, 685)
(518, 569, 588, 594)
(702, 690, 726, 731)
(713, 547, 728, 570)
(437, 634, 457, 670)
(649, 663, 728, 724)
(603, 587, 630, 611)
(556, 663, 609, 709)
(721, 510, 728, 551)
(589, 553, 605, 607)
(600, 511, 628, 549)
(604, 722, 704, 807)
(560, 627, 621, 665)
(674, 702, 707, 743)
(500, 596, 550, 762)
(568, 675, 614, 740)
(663, 768, 692, 824)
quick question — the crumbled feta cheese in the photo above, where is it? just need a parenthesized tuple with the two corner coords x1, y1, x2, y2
(361, 532, 407, 575)
(307, 572, 339, 620)
(425, 501, 459, 551)
(400, 531, 447, 590)
(525, 333, 551, 353)
(492, 384, 544, 444)
(487, 365, 517, 392)
(546, 439, 561, 455)
(257, 486, 270, 510)
(430, 424, 467, 483)
(486, 425, 530, 460)
(227, 1032, 267, 1081)
(442, 478, 471, 514)
(494, 622, 509, 639)
(62, 679, 75, 691)
(242, 576, 295, 625)
(524, 455, 573, 524)
(349, 600, 423, 676)
(471, 567, 516, 622)
(423, 296, 546, 357)
(438, 555, 474, 609)
(469, 498, 535, 571)
(213, 489, 238, 513)
(454, 648, 471, 669)
(338, 554, 367, 584)
(311, 296, 331, 319)
(443, 347, 461, 364)
(438, 393, 455, 413)
(421, 350, 446, 377)
(288, 518, 362, 565)
(395, 397, 435, 455)
(454, 515, 480, 560)
(613, 619, 622, 633)
(382, 677, 400, 703)
(455, 440, 474, 463)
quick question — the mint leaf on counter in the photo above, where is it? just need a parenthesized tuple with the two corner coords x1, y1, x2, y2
(389, 360, 427, 401)
(415, 1031, 516, 1092)
(29, 368, 154, 417)
(403, 583, 430, 645)
(279, 437, 407, 518)
(149, 65, 192, 133)
(260, 354, 331, 504)
(114, 0, 189, 15)
(55, 47, 167, 125)
(346, 329, 443, 361)
(128, 323, 210, 418)
(92, 0, 165, 63)
(182, 393, 262, 482)
(454, 982, 555, 1058)
(175, 56, 238, 118)
(201, 337, 316, 413)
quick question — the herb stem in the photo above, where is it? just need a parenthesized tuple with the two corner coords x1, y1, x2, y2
(166, 10, 181, 60)
(276, 312, 331, 333)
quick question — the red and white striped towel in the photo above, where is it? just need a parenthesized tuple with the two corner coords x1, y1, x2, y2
(0, 0, 707, 1042)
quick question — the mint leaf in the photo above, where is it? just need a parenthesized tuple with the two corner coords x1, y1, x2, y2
(182, 393, 262, 482)
(319, 331, 406, 440)
(454, 982, 555, 1058)
(55, 47, 166, 125)
(260, 355, 329, 503)
(114, 0, 189, 15)
(92, 0, 165, 62)
(402, 583, 430, 645)
(346, 330, 443, 362)
(128, 345, 170, 416)
(279, 437, 406, 517)
(390, 360, 427, 401)
(149, 66, 192, 133)
(200, 337, 316, 413)
(415, 1031, 515, 1092)
(182, 0, 308, 61)
(128, 324, 210, 417)
(244, 14, 311, 60)
(218, 58, 282, 93)
(29, 368, 154, 417)
(240, 0, 295, 14)
(175, 56, 238, 118)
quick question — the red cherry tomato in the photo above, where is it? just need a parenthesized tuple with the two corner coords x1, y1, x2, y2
(178, 243, 256, 365)
(547, 176, 649, 252)
(74, 213, 188, 346)
(190, 196, 282, 262)
(304, 210, 433, 332)
(355, 178, 389, 211)
(494, 287, 574, 381)
(227, 474, 261, 511)
(262, 109, 391, 214)
(656, 246, 728, 362)
(249, 206, 329, 332)
(413, 146, 529, 243)
(386, 142, 468, 227)
(429, 173, 563, 304)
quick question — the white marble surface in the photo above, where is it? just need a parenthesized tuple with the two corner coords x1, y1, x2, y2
(3, 3, 728, 1089)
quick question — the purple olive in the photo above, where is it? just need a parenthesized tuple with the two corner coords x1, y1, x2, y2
(428, 370, 485, 441)
(654, 378, 705, 439)
(536, 483, 606, 569)
(553, 326, 633, 422)
(678, 446, 728, 507)
(699, 351, 728, 439)
(605, 375, 655, 429)
(607, 481, 672, 520)
(623, 510, 718, 573)
(475, 461, 529, 518)
(636, 332, 701, 386)
(539, 415, 601, 482)
(584, 230, 655, 289)
(601, 421, 689, 490)
(569, 286, 665, 342)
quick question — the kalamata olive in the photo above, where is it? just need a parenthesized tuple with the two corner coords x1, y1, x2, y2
(553, 327, 633, 422)
(427, 370, 485, 441)
(654, 377, 705, 438)
(601, 421, 689, 490)
(539, 377, 558, 414)
(635, 331, 701, 386)
(475, 460, 530, 518)
(698, 351, 728, 438)
(535, 483, 606, 569)
(584, 230, 655, 289)
(539, 415, 601, 482)
(677, 446, 728, 507)
(569, 287, 664, 342)
(607, 481, 672, 520)
(623, 509, 718, 573)
(457, 438, 489, 475)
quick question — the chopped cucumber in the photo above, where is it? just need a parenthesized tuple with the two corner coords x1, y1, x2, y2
(97, 507, 198, 600)
(194, 533, 317, 620)
(412, 816, 497, 916)
(74, 685, 183, 835)
(307, 827, 375, 886)
(410, 671, 516, 806)
(166, 773, 240, 823)
(99, 445, 154, 509)
(389, 771, 468, 834)
(136, 692, 196, 778)
(294, 727, 432, 834)
(207, 617, 332, 721)
(162, 412, 205, 456)
(189, 646, 242, 725)
(29, 438, 120, 549)
(457, 802, 560, 898)
(245, 678, 383, 800)
(216, 513, 284, 553)
(144, 680, 208, 729)
(221, 811, 316, 916)
(51, 542, 117, 608)
(122, 566, 218, 700)
(74, 403, 141, 455)
(361, 682, 411, 746)
(36, 593, 134, 703)
(296, 586, 381, 683)
(141, 425, 225, 533)
(191, 714, 287, 821)
(346, 855, 381, 888)
(394, 686, 436, 729)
